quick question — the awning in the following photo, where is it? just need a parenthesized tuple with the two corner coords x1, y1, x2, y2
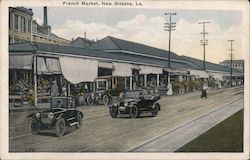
(45, 58, 61, 74)
(112, 62, 132, 77)
(189, 70, 209, 78)
(59, 57, 98, 84)
(98, 61, 113, 69)
(37, 57, 50, 75)
(209, 72, 224, 81)
(9, 54, 33, 70)
(139, 65, 163, 74)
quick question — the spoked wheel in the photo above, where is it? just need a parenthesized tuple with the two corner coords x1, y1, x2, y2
(109, 107, 118, 118)
(152, 103, 159, 117)
(55, 118, 66, 137)
(86, 95, 94, 105)
(76, 112, 83, 129)
(102, 94, 110, 105)
(28, 118, 40, 135)
(129, 105, 140, 118)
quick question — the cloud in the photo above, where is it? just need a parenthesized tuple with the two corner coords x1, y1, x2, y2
(52, 14, 242, 64)
(33, 16, 43, 25)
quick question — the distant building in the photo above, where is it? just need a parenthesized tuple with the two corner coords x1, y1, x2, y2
(9, 7, 70, 45)
(220, 60, 244, 72)
(71, 36, 94, 48)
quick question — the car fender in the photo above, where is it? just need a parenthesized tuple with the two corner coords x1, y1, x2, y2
(128, 102, 138, 107)
(77, 111, 84, 119)
(152, 102, 161, 111)
(28, 113, 36, 119)
(55, 113, 63, 120)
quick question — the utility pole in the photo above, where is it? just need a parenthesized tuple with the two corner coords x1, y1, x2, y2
(199, 21, 210, 71)
(164, 12, 177, 68)
(228, 40, 234, 87)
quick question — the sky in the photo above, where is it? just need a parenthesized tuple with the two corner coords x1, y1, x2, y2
(30, 7, 242, 64)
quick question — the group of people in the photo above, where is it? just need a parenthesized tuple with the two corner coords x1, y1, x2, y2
(51, 80, 67, 97)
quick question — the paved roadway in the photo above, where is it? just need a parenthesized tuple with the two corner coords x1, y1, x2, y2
(9, 86, 244, 152)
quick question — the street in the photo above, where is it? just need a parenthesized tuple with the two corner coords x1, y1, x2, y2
(9, 86, 244, 152)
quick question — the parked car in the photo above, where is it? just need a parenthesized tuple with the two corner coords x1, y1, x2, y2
(108, 90, 161, 118)
(86, 90, 111, 105)
(28, 97, 84, 137)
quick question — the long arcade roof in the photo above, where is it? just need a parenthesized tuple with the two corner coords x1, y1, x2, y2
(9, 36, 239, 74)
(9, 42, 195, 69)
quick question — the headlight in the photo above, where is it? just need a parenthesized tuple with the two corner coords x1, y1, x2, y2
(35, 112, 40, 118)
(48, 112, 54, 119)
(124, 102, 128, 107)
(91, 93, 95, 97)
(114, 103, 118, 107)
(99, 93, 101, 96)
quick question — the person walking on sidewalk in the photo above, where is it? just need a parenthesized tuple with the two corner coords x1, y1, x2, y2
(201, 82, 208, 98)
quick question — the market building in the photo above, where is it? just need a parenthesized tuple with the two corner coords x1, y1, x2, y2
(9, 35, 244, 107)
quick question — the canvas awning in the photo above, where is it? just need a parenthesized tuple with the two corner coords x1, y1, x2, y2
(45, 58, 61, 74)
(9, 54, 33, 70)
(189, 70, 209, 78)
(209, 72, 224, 81)
(37, 57, 50, 75)
(59, 57, 98, 84)
(112, 62, 132, 77)
(98, 61, 113, 69)
(139, 65, 163, 74)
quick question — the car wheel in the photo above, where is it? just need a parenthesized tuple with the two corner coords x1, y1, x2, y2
(129, 105, 140, 118)
(102, 94, 110, 105)
(76, 112, 82, 128)
(28, 118, 40, 135)
(109, 107, 118, 118)
(55, 118, 66, 137)
(86, 95, 94, 105)
(152, 104, 159, 117)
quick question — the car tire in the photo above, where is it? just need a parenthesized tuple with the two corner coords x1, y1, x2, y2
(55, 118, 66, 137)
(76, 112, 82, 128)
(28, 118, 40, 135)
(129, 105, 140, 118)
(152, 103, 159, 117)
(102, 94, 110, 105)
(109, 107, 118, 118)
(86, 95, 94, 105)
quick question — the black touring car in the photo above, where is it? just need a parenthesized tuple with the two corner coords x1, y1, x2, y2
(108, 90, 161, 118)
(28, 97, 84, 137)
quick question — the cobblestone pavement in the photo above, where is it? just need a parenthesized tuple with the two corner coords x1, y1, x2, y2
(9, 86, 244, 152)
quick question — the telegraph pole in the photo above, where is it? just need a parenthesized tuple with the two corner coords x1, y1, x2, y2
(164, 12, 177, 68)
(199, 21, 210, 71)
(228, 40, 234, 87)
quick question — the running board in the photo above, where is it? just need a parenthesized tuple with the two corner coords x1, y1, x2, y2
(69, 122, 79, 127)
(67, 117, 76, 121)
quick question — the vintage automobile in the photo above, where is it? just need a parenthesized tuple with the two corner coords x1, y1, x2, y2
(108, 90, 161, 118)
(28, 97, 84, 137)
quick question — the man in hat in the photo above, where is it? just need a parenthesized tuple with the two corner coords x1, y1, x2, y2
(51, 80, 59, 97)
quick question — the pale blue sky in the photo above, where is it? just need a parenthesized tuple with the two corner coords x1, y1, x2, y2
(31, 7, 241, 31)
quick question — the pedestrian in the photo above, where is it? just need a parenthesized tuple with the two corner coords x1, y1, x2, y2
(51, 80, 59, 97)
(62, 84, 67, 96)
(201, 82, 208, 98)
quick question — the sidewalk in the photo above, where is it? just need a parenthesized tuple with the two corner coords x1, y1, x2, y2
(9, 102, 50, 112)
(129, 97, 244, 152)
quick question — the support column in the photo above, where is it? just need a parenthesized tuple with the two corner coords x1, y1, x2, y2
(157, 74, 160, 87)
(144, 74, 147, 87)
(130, 76, 133, 90)
(67, 83, 70, 96)
(33, 55, 37, 107)
(106, 80, 109, 90)
(124, 77, 127, 90)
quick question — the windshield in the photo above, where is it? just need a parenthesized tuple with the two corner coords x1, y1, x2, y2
(125, 91, 141, 98)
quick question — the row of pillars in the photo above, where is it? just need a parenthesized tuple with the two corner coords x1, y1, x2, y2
(125, 74, 162, 90)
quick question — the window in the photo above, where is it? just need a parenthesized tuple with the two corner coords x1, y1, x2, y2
(14, 14, 18, 30)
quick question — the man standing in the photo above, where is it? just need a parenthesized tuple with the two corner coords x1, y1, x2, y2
(51, 80, 59, 97)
